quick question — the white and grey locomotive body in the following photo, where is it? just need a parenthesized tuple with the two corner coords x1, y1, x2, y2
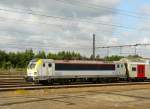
(25, 58, 150, 84)
(26, 59, 126, 83)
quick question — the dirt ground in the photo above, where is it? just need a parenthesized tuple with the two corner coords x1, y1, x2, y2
(1, 84, 150, 109)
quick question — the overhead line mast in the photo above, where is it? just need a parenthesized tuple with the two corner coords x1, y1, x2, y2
(93, 34, 96, 60)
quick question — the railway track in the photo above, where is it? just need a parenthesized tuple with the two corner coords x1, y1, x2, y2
(0, 81, 150, 91)
(0, 74, 36, 88)
(1, 74, 150, 91)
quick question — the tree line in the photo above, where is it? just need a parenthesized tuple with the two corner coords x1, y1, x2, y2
(0, 49, 85, 69)
(0, 49, 140, 69)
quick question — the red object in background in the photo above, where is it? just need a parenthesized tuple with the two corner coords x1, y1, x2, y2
(137, 65, 145, 78)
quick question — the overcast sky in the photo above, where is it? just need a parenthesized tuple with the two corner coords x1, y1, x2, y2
(0, 0, 150, 57)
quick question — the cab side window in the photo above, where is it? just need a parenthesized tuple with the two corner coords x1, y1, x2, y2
(48, 63, 52, 67)
(132, 67, 136, 71)
(43, 63, 45, 67)
(117, 64, 120, 68)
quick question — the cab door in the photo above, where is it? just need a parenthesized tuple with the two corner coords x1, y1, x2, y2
(41, 62, 47, 76)
(47, 63, 53, 76)
(137, 65, 145, 78)
(115, 64, 126, 77)
(115, 64, 121, 76)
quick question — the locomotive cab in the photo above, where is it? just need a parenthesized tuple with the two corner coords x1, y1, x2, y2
(26, 61, 38, 82)
(115, 62, 126, 79)
(26, 59, 54, 82)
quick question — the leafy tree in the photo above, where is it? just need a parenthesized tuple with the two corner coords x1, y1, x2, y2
(35, 50, 46, 59)
(127, 55, 142, 59)
(0, 50, 8, 67)
(104, 55, 124, 61)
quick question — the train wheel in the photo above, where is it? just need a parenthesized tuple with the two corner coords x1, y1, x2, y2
(34, 80, 40, 84)
(48, 79, 54, 85)
(39, 80, 49, 85)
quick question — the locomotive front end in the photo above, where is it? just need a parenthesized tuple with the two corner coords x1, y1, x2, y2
(25, 59, 39, 82)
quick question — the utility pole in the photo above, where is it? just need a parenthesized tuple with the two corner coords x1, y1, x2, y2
(93, 34, 95, 60)
(107, 47, 109, 57)
(134, 46, 137, 55)
(119, 46, 122, 55)
(134, 44, 138, 55)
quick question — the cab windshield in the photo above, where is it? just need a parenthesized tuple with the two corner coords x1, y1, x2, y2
(28, 63, 36, 69)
